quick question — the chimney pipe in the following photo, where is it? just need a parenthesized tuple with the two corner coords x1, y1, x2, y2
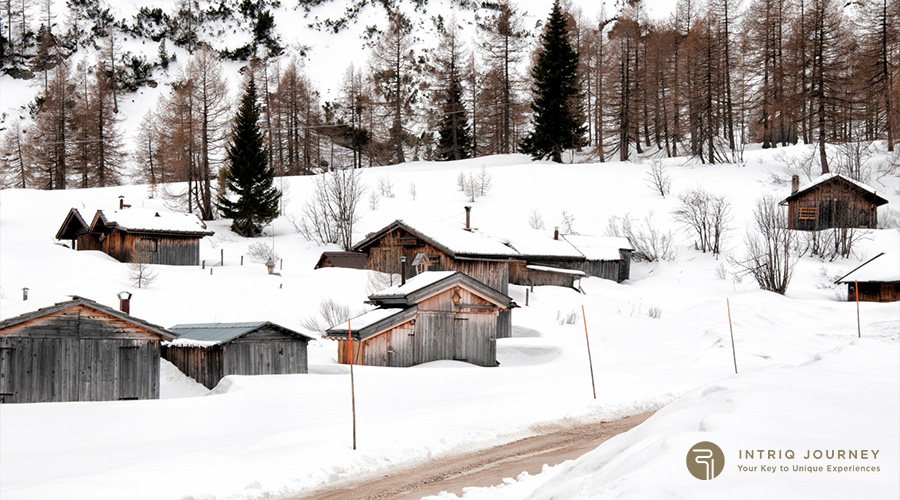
(553, 227, 559, 240)
(117, 291, 132, 314)
(400, 256, 407, 286)
(22, 287, 28, 301)
(791, 175, 800, 195)
(464, 206, 472, 231)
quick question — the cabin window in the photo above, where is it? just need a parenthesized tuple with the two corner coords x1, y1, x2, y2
(117, 346, 140, 400)
(798, 206, 818, 220)
(137, 238, 158, 253)
(0, 347, 14, 396)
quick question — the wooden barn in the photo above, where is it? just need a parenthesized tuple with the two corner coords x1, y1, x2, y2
(353, 216, 517, 337)
(313, 251, 368, 270)
(781, 174, 889, 231)
(56, 208, 214, 265)
(506, 231, 634, 287)
(325, 271, 515, 367)
(835, 252, 900, 302)
(162, 322, 314, 389)
(0, 296, 176, 403)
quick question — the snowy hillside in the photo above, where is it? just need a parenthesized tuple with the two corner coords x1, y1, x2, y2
(1, 149, 898, 499)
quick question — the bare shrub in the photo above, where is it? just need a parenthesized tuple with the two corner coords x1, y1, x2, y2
(647, 306, 662, 319)
(714, 262, 729, 280)
(300, 298, 355, 333)
(366, 270, 401, 295)
(528, 207, 545, 230)
(127, 263, 158, 288)
(833, 135, 875, 182)
(606, 214, 676, 262)
(297, 167, 364, 250)
(476, 166, 493, 196)
(777, 150, 816, 182)
(731, 195, 797, 294)
(378, 175, 395, 197)
(557, 309, 579, 325)
(560, 210, 577, 234)
(645, 159, 671, 198)
(409, 183, 417, 200)
(368, 190, 380, 211)
(457, 171, 466, 192)
(672, 188, 731, 255)
(248, 241, 279, 264)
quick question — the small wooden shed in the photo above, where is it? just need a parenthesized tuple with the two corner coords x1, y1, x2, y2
(506, 231, 634, 286)
(325, 271, 515, 367)
(781, 174, 889, 231)
(835, 252, 900, 302)
(0, 296, 176, 403)
(161, 322, 314, 389)
(56, 208, 214, 265)
(313, 251, 368, 270)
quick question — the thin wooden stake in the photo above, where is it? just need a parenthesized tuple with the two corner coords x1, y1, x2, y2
(581, 305, 597, 400)
(349, 319, 357, 450)
(525, 289, 529, 306)
(220, 249, 224, 267)
(855, 281, 861, 338)
(727, 298, 738, 374)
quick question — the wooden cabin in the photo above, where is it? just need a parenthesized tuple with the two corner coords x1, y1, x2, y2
(325, 272, 515, 367)
(781, 174, 889, 231)
(0, 296, 176, 403)
(313, 251, 368, 270)
(835, 253, 900, 302)
(162, 322, 314, 389)
(506, 231, 634, 287)
(56, 208, 214, 266)
(353, 219, 516, 337)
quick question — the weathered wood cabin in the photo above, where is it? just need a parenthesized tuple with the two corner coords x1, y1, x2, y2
(313, 251, 368, 270)
(781, 174, 889, 231)
(162, 322, 314, 389)
(353, 217, 518, 337)
(835, 252, 900, 302)
(506, 230, 634, 287)
(326, 272, 515, 367)
(56, 208, 214, 265)
(0, 296, 176, 403)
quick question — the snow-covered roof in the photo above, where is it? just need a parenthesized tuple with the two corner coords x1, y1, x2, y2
(503, 230, 583, 258)
(836, 253, 900, 283)
(369, 271, 457, 299)
(783, 173, 889, 205)
(525, 265, 587, 277)
(354, 219, 518, 258)
(327, 308, 410, 334)
(563, 235, 634, 261)
(91, 209, 214, 235)
(168, 322, 313, 345)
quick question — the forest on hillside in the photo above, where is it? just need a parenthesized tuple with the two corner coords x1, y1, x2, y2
(0, 0, 897, 203)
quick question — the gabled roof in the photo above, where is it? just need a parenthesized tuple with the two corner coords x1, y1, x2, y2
(324, 307, 418, 340)
(835, 253, 899, 284)
(0, 296, 177, 340)
(167, 321, 314, 346)
(781, 173, 889, 206)
(313, 251, 368, 270)
(368, 271, 514, 309)
(89, 209, 214, 236)
(352, 220, 518, 259)
(55, 208, 91, 240)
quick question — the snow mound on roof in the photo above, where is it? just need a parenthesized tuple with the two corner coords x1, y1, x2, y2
(370, 271, 457, 298)
(838, 253, 900, 283)
(95, 208, 211, 233)
(564, 234, 634, 261)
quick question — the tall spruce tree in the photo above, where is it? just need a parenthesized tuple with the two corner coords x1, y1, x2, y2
(218, 77, 280, 237)
(436, 73, 473, 160)
(520, 0, 586, 162)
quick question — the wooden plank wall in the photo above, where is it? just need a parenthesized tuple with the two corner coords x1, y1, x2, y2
(849, 282, 900, 303)
(0, 306, 162, 403)
(160, 345, 223, 389)
(789, 182, 880, 231)
(361, 322, 415, 366)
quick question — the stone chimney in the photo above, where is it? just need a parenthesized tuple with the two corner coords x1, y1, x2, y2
(791, 175, 800, 195)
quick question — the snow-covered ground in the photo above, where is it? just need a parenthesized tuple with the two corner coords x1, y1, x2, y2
(1, 149, 899, 499)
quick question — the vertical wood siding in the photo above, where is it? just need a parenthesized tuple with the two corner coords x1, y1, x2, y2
(0, 306, 163, 403)
(788, 181, 881, 231)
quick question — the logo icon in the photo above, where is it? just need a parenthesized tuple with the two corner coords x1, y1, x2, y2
(687, 441, 725, 480)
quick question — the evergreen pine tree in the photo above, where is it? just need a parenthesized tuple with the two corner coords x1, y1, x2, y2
(217, 77, 281, 237)
(519, 0, 586, 163)
(436, 68, 473, 161)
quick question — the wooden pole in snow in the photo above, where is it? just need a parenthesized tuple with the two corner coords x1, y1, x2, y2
(855, 281, 861, 338)
(581, 305, 597, 400)
(727, 298, 738, 374)
(349, 319, 357, 450)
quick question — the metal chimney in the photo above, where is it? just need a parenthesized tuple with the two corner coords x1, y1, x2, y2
(117, 291, 132, 314)
(553, 227, 559, 240)
(400, 256, 407, 286)
(464, 206, 472, 231)
(791, 175, 800, 195)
